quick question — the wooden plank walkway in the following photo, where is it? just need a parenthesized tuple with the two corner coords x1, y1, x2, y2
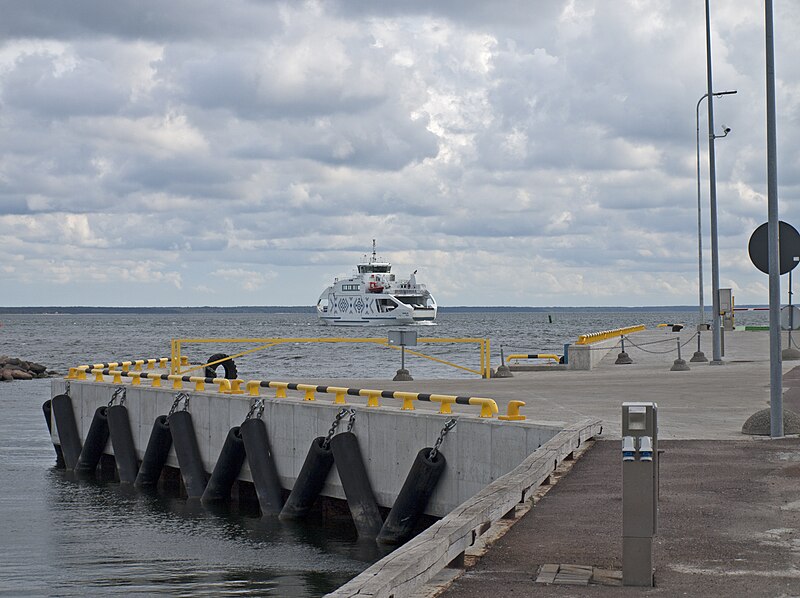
(327, 418, 603, 598)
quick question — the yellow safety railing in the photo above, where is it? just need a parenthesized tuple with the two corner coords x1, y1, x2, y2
(170, 337, 492, 379)
(66, 356, 184, 381)
(575, 325, 646, 345)
(68, 367, 500, 418)
(506, 353, 561, 364)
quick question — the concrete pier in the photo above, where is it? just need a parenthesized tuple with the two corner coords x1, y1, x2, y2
(329, 328, 800, 597)
(50, 379, 564, 517)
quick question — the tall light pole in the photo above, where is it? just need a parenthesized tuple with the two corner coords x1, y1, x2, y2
(696, 90, 736, 330)
(764, 0, 783, 437)
(705, 0, 725, 365)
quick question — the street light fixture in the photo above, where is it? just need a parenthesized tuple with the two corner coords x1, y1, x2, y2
(695, 90, 737, 334)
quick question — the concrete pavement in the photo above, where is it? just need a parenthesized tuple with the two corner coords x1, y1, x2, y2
(315, 328, 797, 440)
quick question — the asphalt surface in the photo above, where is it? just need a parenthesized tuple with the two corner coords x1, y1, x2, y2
(438, 439, 800, 597)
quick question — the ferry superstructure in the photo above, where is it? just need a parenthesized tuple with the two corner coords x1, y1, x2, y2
(316, 242, 438, 326)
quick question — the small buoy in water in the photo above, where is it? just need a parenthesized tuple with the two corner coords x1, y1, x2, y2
(548, 314, 553, 324)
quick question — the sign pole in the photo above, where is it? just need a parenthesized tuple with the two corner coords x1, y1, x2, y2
(765, 0, 783, 436)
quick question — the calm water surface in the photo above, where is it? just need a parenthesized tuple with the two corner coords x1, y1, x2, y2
(0, 310, 768, 596)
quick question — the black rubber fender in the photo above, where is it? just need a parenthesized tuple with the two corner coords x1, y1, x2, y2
(279, 436, 334, 521)
(75, 406, 109, 477)
(204, 353, 238, 379)
(330, 431, 383, 539)
(42, 400, 65, 468)
(201, 426, 246, 503)
(51, 394, 82, 470)
(377, 448, 447, 545)
(107, 404, 139, 484)
(240, 418, 284, 515)
(169, 410, 208, 498)
(134, 415, 172, 488)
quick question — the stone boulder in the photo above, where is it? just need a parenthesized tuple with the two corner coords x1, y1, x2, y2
(0, 356, 55, 381)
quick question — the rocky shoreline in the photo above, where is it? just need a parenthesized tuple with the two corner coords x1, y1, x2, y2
(0, 356, 60, 381)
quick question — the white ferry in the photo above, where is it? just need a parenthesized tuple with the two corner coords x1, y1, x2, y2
(316, 242, 438, 326)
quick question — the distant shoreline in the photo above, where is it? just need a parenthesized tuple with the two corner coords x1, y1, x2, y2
(0, 305, 765, 315)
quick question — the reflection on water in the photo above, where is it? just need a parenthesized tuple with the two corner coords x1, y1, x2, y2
(0, 380, 386, 597)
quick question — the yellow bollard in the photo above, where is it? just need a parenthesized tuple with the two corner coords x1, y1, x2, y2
(190, 377, 205, 391)
(498, 400, 526, 421)
(151, 376, 162, 388)
(131, 373, 142, 386)
(168, 375, 183, 389)
(147, 359, 156, 370)
(133, 360, 144, 371)
(246, 381, 261, 396)
(227, 379, 244, 394)
(93, 369, 104, 382)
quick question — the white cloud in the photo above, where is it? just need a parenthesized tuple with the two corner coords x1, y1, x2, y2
(0, 0, 797, 307)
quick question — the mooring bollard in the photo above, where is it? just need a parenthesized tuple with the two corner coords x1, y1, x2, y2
(670, 338, 690, 371)
(615, 336, 633, 365)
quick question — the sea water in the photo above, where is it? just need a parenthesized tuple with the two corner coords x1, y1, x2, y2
(0, 310, 768, 596)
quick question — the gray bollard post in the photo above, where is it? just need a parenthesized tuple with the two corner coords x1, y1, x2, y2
(494, 346, 513, 378)
(690, 329, 708, 362)
(615, 336, 633, 365)
(622, 402, 658, 586)
(670, 338, 690, 371)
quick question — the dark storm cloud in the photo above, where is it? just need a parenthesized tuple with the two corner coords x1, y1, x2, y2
(0, 0, 283, 41)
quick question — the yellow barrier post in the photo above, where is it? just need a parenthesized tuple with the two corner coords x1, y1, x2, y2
(361, 390, 381, 408)
(327, 386, 349, 405)
(93, 368, 104, 382)
(430, 395, 455, 414)
(246, 381, 261, 396)
(298, 384, 316, 401)
(469, 397, 498, 418)
(168, 374, 183, 389)
(270, 382, 288, 398)
(190, 376, 205, 391)
(130, 372, 142, 386)
(151, 375, 162, 388)
(394, 391, 416, 411)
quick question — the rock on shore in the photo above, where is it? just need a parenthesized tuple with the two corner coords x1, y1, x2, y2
(0, 356, 58, 381)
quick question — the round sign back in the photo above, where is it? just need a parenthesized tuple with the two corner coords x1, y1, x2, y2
(748, 220, 800, 275)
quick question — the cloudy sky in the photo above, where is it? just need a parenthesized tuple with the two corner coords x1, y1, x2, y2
(0, 1, 798, 307)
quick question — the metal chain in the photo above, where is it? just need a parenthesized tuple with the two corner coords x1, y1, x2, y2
(624, 332, 699, 355)
(108, 386, 126, 407)
(168, 392, 190, 417)
(322, 408, 350, 448)
(346, 408, 357, 433)
(245, 398, 265, 420)
(429, 418, 457, 461)
(64, 381, 70, 396)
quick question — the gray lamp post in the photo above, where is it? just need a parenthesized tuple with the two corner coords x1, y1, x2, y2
(705, 0, 728, 365)
(696, 90, 737, 335)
